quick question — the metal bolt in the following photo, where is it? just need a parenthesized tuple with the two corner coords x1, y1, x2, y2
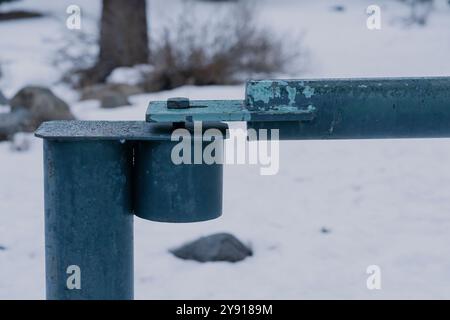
(167, 97, 190, 109)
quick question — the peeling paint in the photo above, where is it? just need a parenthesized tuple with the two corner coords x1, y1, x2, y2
(248, 81, 273, 104)
(306, 104, 316, 112)
(274, 86, 281, 99)
(302, 86, 315, 98)
(286, 86, 297, 106)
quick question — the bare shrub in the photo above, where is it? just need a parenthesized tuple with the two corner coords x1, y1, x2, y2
(52, 30, 98, 87)
(55, 2, 306, 92)
(398, 0, 434, 26)
(142, 4, 305, 92)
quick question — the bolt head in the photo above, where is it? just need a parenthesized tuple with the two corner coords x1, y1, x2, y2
(167, 97, 190, 109)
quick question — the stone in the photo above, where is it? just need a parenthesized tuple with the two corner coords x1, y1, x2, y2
(171, 233, 253, 263)
(9, 86, 75, 131)
(331, 5, 345, 12)
(80, 83, 143, 101)
(0, 89, 8, 105)
(320, 227, 331, 234)
(0, 108, 30, 141)
(100, 92, 130, 109)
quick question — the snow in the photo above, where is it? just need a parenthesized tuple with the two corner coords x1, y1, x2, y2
(106, 64, 154, 86)
(2, 0, 450, 299)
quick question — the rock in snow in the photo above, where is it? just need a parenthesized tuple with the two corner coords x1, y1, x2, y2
(100, 92, 130, 109)
(0, 90, 8, 105)
(171, 233, 253, 263)
(80, 83, 143, 101)
(9, 86, 75, 131)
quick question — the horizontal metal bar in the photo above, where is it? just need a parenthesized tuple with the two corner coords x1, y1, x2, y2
(37, 76, 450, 140)
(246, 76, 450, 139)
(245, 76, 450, 109)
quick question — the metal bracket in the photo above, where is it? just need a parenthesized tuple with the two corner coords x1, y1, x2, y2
(146, 99, 316, 123)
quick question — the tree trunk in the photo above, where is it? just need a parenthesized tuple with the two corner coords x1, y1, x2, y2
(80, 0, 149, 86)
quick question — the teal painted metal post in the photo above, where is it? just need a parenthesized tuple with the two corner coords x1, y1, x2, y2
(36, 121, 227, 299)
(43, 140, 134, 299)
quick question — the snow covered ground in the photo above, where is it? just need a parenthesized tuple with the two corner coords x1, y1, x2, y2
(2, 0, 450, 299)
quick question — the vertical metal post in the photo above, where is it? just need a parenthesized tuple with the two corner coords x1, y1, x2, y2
(36, 121, 228, 299)
(43, 140, 133, 300)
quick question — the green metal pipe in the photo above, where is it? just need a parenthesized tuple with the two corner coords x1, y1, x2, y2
(245, 77, 450, 139)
